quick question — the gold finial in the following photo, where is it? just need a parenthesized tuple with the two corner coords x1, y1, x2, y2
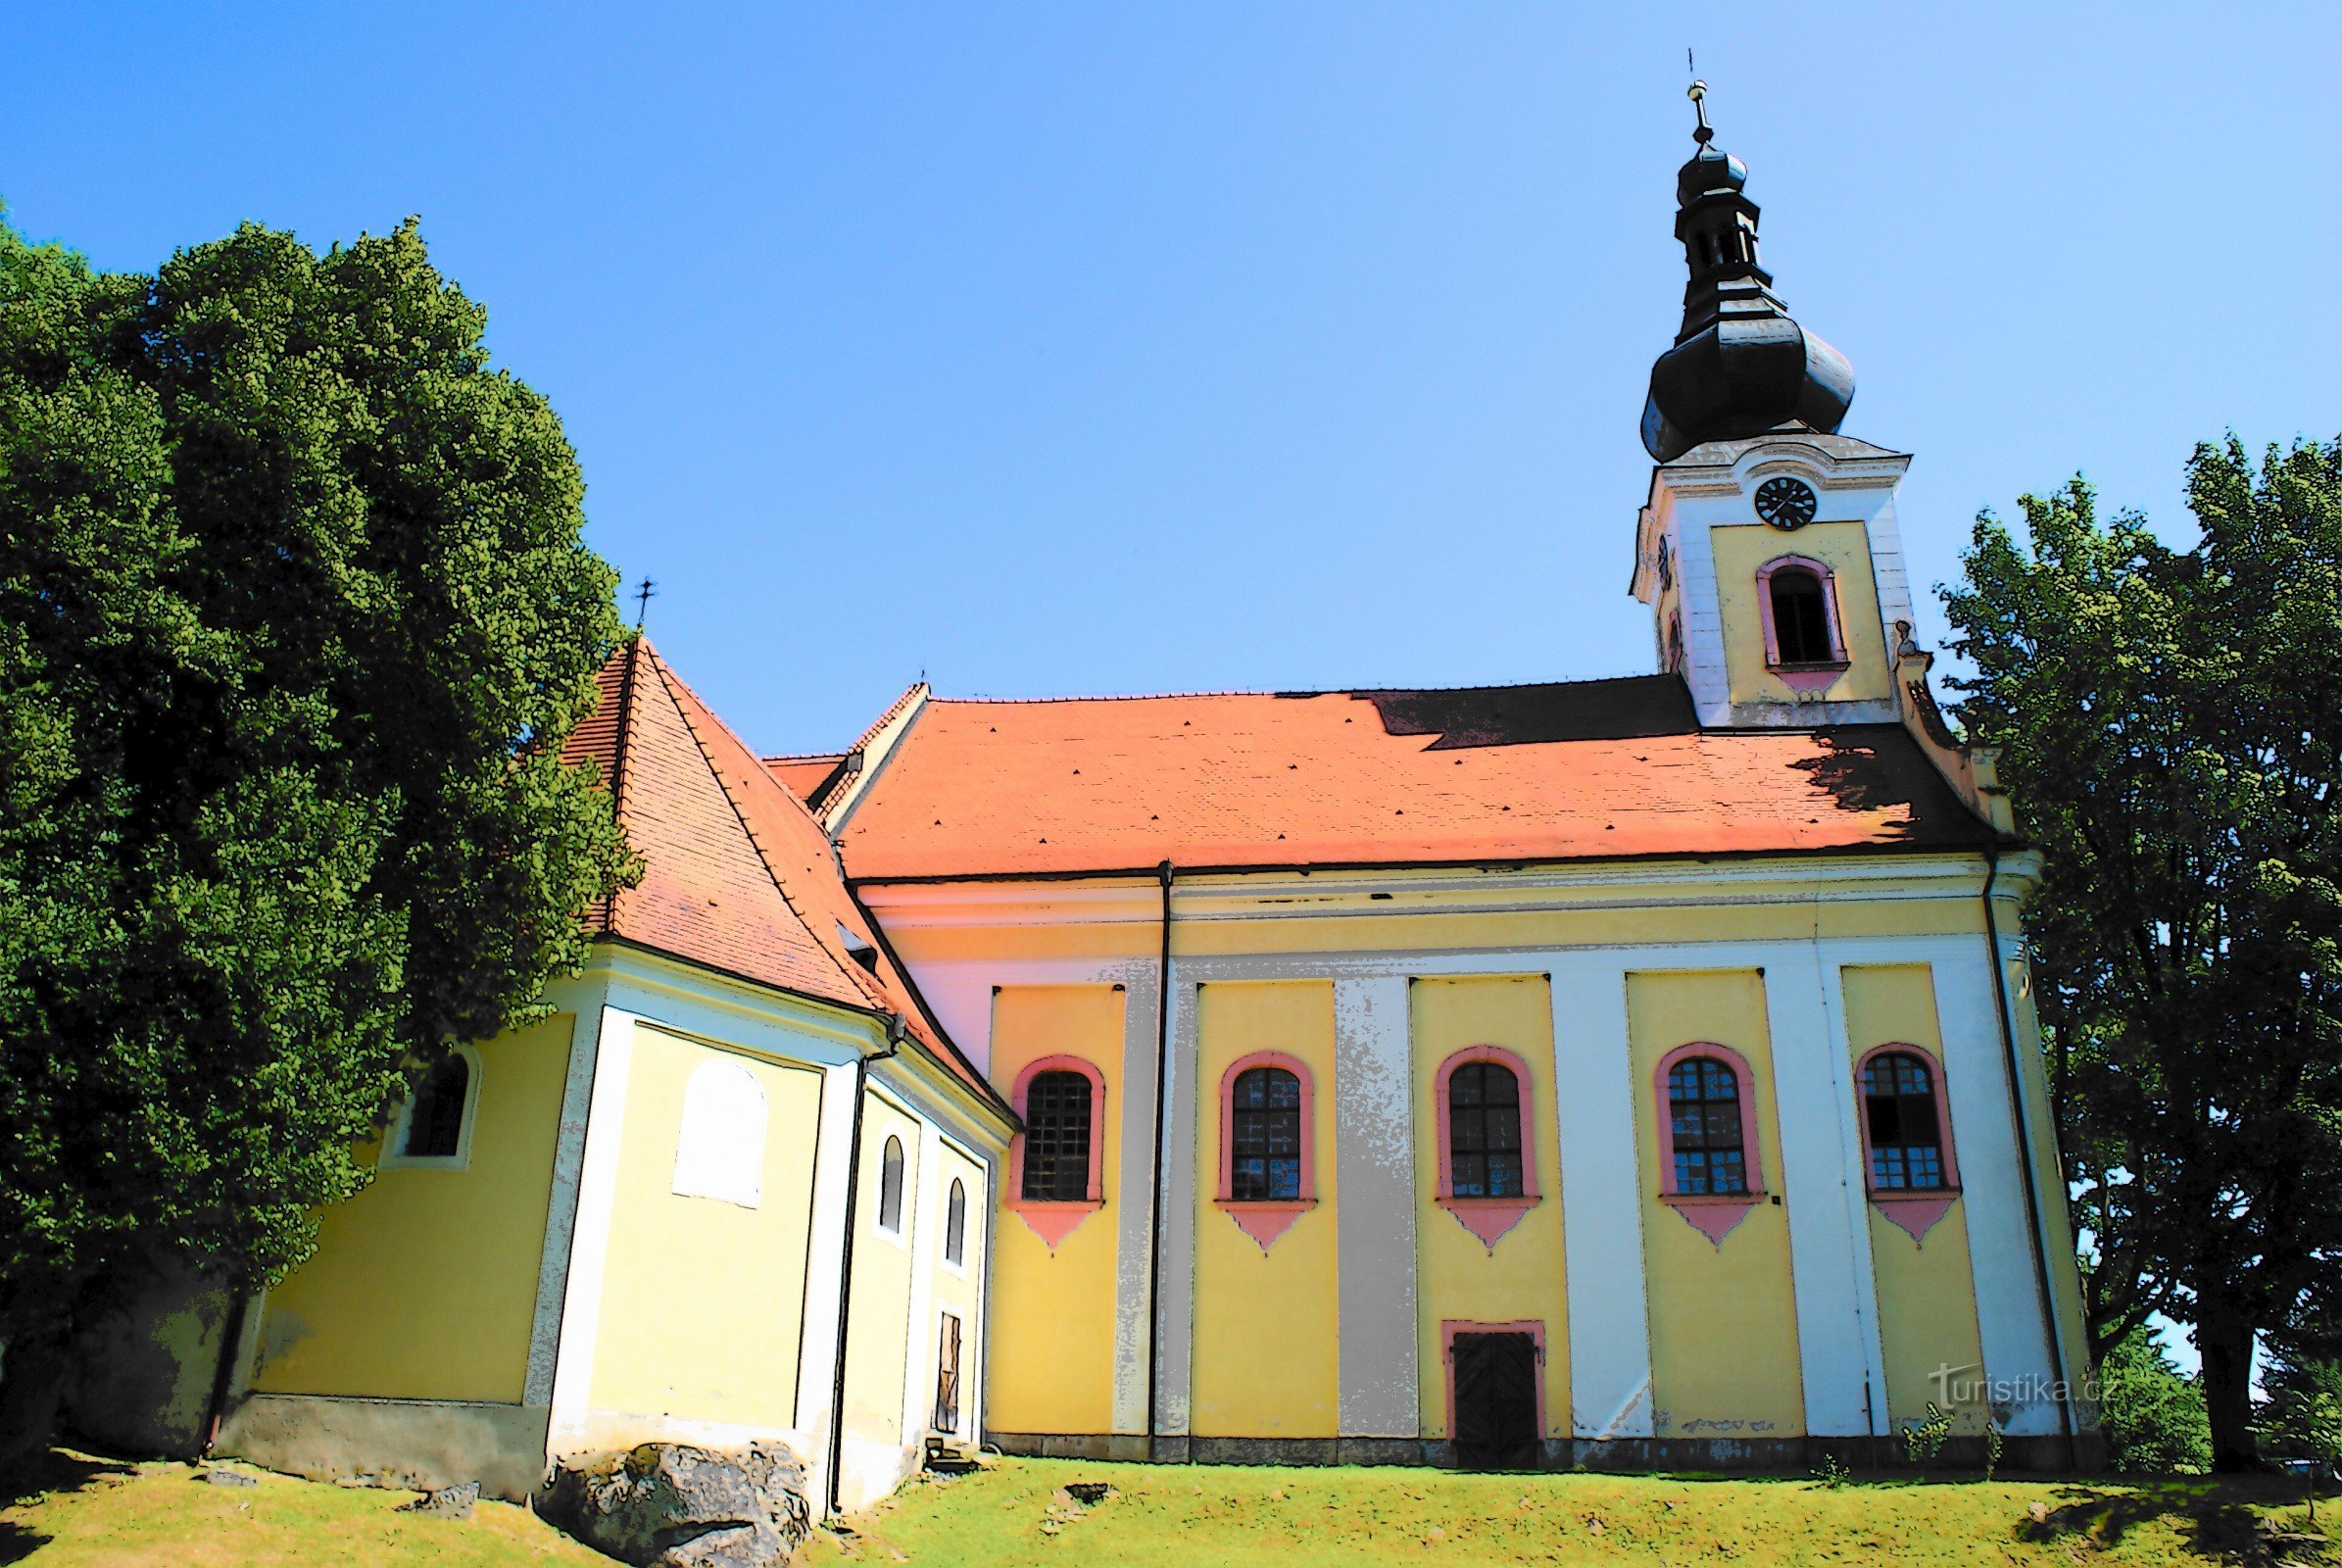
(1688, 79, 1714, 146)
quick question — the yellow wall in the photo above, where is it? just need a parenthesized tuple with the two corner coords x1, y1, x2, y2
(1191, 981, 1340, 1439)
(1711, 518, 1893, 706)
(589, 1025, 826, 1429)
(1410, 976, 1570, 1439)
(927, 1142, 988, 1441)
(252, 1014, 573, 1403)
(883, 876, 1992, 968)
(983, 985, 1124, 1435)
(1840, 965, 1989, 1434)
(1627, 970, 1806, 1439)
(842, 1093, 923, 1444)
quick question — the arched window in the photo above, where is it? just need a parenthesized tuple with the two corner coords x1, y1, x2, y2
(945, 1178, 967, 1266)
(1667, 1055, 1747, 1196)
(1020, 1069, 1094, 1201)
(671, 1057, 767, 1206)
(1447, 1060, 1524, 1199)
(1755, 555, 1848, 682)
(1230, 1066, 1303, 1201)
(1863, 1051, 1946, 1191)
(384, 1045, 480, 1169)
(878, 1135, 905, 1233)
(1768, 567, 1833, 664)
(402, 1053, 470, 1159)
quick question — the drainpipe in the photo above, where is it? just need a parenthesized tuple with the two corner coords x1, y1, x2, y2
(825, 1010, 906, 1518)
(1980, 847, 2079, 1465)
(1143, 860, 1175, 1457)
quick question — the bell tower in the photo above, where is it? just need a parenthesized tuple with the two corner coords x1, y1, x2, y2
(1629, 82, 1917, 731)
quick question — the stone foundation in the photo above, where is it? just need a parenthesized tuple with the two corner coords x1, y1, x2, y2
(219, 1393, 552, 1500)
(987, 1429, 2099, 1474)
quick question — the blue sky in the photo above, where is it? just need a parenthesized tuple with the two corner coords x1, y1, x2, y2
(6, 3, 2337, 764)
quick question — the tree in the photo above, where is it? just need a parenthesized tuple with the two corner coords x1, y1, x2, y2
(0, 213, 635, 1451)
(2258, 1353, 2342, 1520)
(1943, 443, 2342, 1470)
(2096, 1326, 2212, 1474)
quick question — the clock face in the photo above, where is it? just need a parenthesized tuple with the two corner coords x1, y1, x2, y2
(1755, 476, 1819, 530)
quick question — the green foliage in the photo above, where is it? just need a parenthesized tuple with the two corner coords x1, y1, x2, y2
(2096, 1328, 2211, 1474)
(1902, 1400, 1953, 1467)
(1942, 442, 2342, 1467)
(1808, 1451, 1851, 1489)
(0, 213, 634, 1396)
(2259, 1354, 2342, 1469)
(1982, 1422, 2004, 1483)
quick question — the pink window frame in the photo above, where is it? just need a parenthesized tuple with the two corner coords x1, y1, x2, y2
(1214, 1051, 1318, 1251)
(1439, 1319, 1548, 1451)
(1855, 1042, 1964, 1244)
(1653, 1041, 1768, 1247)
(1755, 554, 1851, 692)
(1004, 1054, 1106, 1249)
(1433, 1046, 1542, 1250)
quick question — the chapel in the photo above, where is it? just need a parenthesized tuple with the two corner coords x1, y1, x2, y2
(191, 91, 2097, 1513)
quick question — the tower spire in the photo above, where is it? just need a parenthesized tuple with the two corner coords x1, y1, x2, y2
(1639, 82, 1855, 463)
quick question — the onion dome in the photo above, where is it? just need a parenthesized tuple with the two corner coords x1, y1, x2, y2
(1640, 83, 1855, 463)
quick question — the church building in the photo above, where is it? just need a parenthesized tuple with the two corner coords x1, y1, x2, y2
(212, 94, 2096, 1512)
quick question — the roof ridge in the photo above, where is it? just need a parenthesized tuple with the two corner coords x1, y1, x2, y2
(926, 671, 1681, 707)
(842, 680, 930, 756)
(646, 651, 875, 1005)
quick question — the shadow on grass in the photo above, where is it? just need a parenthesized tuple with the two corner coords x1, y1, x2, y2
(2017, 1480, 2331, 1565)
(0, 1448, 140, 1566)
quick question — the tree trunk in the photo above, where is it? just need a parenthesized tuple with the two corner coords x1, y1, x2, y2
(2195, 1294, 2260, 1473)
(0, 1325, 70, 1467)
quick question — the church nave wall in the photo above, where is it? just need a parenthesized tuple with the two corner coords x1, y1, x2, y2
(983, 984, 1125, 1438)
(1189, 980, 1342, 1442)
(1626, 968, 1808, 1443)
(1408, 975, 1571, 1450)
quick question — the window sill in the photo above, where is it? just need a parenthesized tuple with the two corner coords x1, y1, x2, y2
(1765, 659, 1851, 696)
(1212, 1197, 1317, 1251)
(1657, 1189, 1766, 1247)
(1005, 1197, 1101, 1249)
(1435, 1193, 1540, 1250)
(1867, 1186, 1961, 1244)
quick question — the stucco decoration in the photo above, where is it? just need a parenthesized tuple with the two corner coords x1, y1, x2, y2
(1005, 1054, 1107, 1249)
(670, 1057, 766, 1208)
(1856, 1042, 1964, 1244)
(1214, 1050, 1320, 1251)
(1433, 1045, 1542, 1251)
(1652, 1041, 1767, 1247)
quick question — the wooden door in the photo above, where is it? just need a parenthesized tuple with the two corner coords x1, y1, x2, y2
(1451, 1332, 1538, 1469)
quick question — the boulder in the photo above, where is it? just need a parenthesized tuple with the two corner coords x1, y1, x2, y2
(538, 1442, 810, 1568)
(398, 1481, 478, 1519)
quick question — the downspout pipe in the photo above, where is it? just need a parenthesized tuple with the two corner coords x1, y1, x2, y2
(826, 1009, 906, 1518)
(1981, 847, 2079, 1464)
(1144, 860, 1175, 1456)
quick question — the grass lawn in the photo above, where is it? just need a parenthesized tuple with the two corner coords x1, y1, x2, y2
(809, 1457, 2336, 1568)
(2, 1449, 2330, 1567)
(0, 1451, 608, 1567)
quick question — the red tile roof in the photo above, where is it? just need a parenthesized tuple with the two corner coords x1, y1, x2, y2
(761, 753, 849, 804)
(833, 675, 1997, 881)
(563, 640, 1000, 1109)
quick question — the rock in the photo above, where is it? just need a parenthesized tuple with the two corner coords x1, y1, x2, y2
(539, 1442, 810, 1568)
(1064, 1482, 1112, 1505)
(398, 1481, 478, 1520)
(200, 1468, 257, 1488)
